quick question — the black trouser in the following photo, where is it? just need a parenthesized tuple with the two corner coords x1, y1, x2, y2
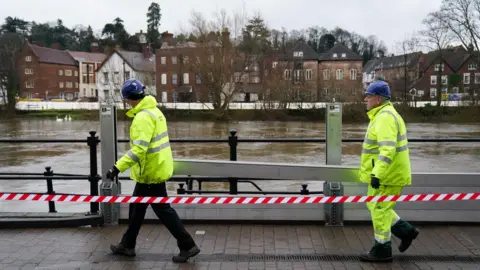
(121, 181, 196, 250)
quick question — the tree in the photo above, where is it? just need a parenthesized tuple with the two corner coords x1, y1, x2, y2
(146, 2, 161, 48)
(181, 9, 257, 116)
(394, 34, 422, 102)
(240, 14, 271, 54)
(421, 12, 455, 107)
(436, 0, 479, 103)
(0, 33, 25, 112)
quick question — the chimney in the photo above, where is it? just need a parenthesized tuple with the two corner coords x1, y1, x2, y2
(161, 31, 174, 44)
(91, 41, 99, 53)
(138, 32, 152, 58)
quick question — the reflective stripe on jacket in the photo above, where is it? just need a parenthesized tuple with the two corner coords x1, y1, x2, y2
(358, 102, 412, 186)
(115, 95, 174, 184)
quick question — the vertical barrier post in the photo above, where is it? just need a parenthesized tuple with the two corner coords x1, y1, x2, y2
(324, 103, 344, 226)
(44, 166, 56, 213)
(228, 129, 238, 194)
(99, 104, 120, 226)
(87, 131, 100, 215)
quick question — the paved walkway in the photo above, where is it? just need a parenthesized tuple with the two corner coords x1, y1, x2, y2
(0, 224, 479, 269)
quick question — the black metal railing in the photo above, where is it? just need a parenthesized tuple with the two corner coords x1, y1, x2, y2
(0, 130, 479, 214)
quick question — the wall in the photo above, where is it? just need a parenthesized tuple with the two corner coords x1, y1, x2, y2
(96, 52, 156, 103)
(318, 60, 363, 102)
(78, 61, 99, 99)
(14, 100, 474, 111)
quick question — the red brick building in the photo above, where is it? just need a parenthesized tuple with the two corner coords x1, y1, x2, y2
(17, 41, 79, 100)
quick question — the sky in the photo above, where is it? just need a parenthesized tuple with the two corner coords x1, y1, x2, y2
(1, 0, 443, 54)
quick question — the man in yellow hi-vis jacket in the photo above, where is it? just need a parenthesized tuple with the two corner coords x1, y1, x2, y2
(107, 79, 200, 263)
(359, 80, 419, 262)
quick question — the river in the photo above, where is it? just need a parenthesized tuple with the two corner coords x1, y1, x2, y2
(0, 119, 479, 213)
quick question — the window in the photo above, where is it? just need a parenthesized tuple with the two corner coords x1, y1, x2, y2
(103, 72, 108, 84)
(25, 81, 34, 88)
(88, 74, 93, 84)
(58, 70, 63, 76)
(251, 76, 260, 83)
(341, 53, 346, 58)
(59, 82, 64, 88)
(293, 51, 303, 57)
(183, 56, 189, 63)
(323, 69, 329, 80)
(24, 68, 33, 74)
(293, 70, 301, 82)
(74, 71, 78, 76)
(65, 70, 72, 76)
(441, 75, 448, 85)
(430, 88, 436, 98)
(468, 63, 477, 70)
(88, 64, 94, 73)
(209, 55, 214, 63)
(305, 69, 312, 80)
(430, 75, 437, 85)
(59, 92, 65, 99)
(272, 61, 278, 68)
(161, 57, 166, 64)
(172, 74, 178, 85)
(234, 73, 241, 82)
(434, 64, 444, 72)
(350, 69, 357, 80)
(161, 73, 167, 85)
(183, 73, 189, 84)
(75, 82, 78, 88)
(172, 91, 178, 102)
(464, 73, 470, 84)
(124, 71, 131, 81)
(442, 87, 448, 94)
(475, 73, 480, 84)
(196, 74, 201, 84)
(333, 53, 338, 58)
(25, 56, 31, 62)
(284, 69, 291, 80)
(172, 56, 177, 64)
(336, 69, 343, 80)
(66, 82, 73, 88)
(453, 87, 459, 93)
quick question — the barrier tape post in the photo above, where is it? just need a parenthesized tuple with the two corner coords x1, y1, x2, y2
(0, 192, 479, 204)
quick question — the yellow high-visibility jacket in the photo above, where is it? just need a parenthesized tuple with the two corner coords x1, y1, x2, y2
(359, 102, 411, 186)
(115, 95, 173, 183)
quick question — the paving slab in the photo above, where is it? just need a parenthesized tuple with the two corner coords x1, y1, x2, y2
(0, 224, 479, 269)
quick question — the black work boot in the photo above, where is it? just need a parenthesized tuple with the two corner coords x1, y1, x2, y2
(110, 242, 136, 257)
(172, 245, 201, 263)
(359, 241, 393, 263)
(391, 219, 419, 252)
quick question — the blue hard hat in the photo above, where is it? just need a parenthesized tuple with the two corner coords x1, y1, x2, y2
(365, 80, 391, 99)
(121, 78, 145, 100)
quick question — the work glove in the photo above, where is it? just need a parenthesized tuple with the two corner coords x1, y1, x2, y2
(106, 166, 119, 180)
(370, 175, 380, 189)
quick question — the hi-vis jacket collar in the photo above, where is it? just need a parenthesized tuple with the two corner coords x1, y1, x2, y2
(366, 102, 392, 120)
(126, 95, 158, 118)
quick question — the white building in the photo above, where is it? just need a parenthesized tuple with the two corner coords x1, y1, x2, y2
(96, 45, 156, 103)
(68, 46, 106, 101)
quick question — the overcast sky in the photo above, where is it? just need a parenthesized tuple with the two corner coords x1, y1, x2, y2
(1, 0, 442, 54)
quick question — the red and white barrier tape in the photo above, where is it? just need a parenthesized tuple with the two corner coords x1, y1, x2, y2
(0, 192, 479, 204)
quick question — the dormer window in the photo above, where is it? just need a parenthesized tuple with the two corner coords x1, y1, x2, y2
(293, 51, 303, 57)
(341, 53, 346, 58)
(333, 53, 338, 58)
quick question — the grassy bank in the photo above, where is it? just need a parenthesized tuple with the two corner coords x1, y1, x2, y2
(11, 103, 480, 123)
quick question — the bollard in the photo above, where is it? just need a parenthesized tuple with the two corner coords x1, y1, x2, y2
(300, 184, 309, 195)
(87, 131, 100, 215)
(44, 166, 57, 213)
(177, 183, 186, 195)
(228, 129, 238, 194)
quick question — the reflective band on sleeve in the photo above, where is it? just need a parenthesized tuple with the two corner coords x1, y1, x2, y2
(362, 149, 380, 154)
(146, 142, 170, 154)
(396, 145, 408, 152)
(127, 150, 139, 163)
(378, 141, 396, 147)
(131, 140, 149, 147)
(378, 155, 392, 164)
